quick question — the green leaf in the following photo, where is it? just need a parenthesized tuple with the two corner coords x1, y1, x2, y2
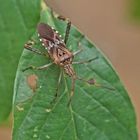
(130, 0, 140, 21)
(13, 6, 138, 140)
(0, 0, 41, 122)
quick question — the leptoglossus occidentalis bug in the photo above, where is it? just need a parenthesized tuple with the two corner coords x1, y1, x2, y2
(23, 12, 114, 106)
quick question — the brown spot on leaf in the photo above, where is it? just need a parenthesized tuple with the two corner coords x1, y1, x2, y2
(87, 78, 96, 85)
(27, 74, 38, 92)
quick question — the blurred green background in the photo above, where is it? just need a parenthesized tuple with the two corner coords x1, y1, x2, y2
(0, 0, 140, 139)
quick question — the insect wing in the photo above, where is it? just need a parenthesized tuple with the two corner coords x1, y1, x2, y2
(37, 23, 54, 42)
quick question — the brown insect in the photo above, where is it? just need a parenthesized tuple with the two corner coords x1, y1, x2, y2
(23, 15, 113, 105)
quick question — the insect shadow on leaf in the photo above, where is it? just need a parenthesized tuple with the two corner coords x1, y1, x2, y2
(22, 10, 114, 106)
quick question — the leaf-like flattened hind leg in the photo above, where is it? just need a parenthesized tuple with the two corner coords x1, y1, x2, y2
(67, 57, 99, 106)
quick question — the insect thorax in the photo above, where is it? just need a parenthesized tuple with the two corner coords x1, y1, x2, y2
(40, 37, 73, 66)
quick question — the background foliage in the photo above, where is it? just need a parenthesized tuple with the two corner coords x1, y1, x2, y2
(130, 0, 140, 20)
(0, 0, 41, 123)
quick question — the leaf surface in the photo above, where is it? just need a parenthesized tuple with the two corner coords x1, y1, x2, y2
(13, 6, 138, 140)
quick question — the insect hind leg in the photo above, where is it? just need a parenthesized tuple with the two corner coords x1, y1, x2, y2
(50, 70, 63, 104)
(67, 77, 76, 106)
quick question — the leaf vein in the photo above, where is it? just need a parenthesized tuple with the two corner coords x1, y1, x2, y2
(76, 84, 132, 138)
(72, 110, 109, 140)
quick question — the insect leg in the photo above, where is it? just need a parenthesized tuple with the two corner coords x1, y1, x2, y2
(73, 36, 85, 56)
(72, 57, 98, 65)
(51, 70, 63, 103)
(22, 62, 53, 72)
(67, 77, 76, 106)
(73, 48, 83, 56)
(24, 40, 47, 56)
